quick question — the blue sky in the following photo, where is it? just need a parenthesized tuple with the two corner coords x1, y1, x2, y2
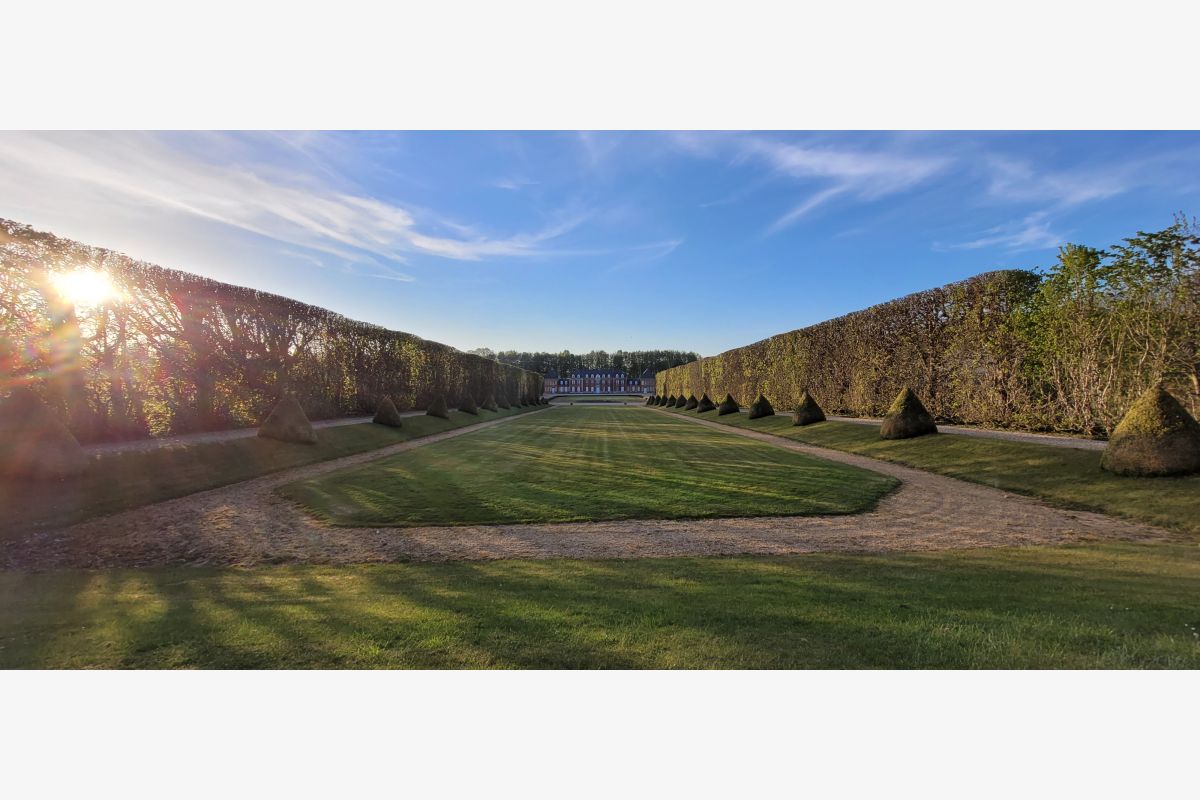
(1, 131, 1197, 355)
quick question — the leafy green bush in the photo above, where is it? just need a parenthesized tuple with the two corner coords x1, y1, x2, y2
(696, 393, 716, 413)
(792, 390, 826, 426)
(748, 394, 775, 419)
(258, 395, 318, 444)
(718, 394, 740, 415)
(1101, 385, 1200, 476)
(880, 387, 937, 440)
(372, 396, 404, 427)
(426, 394, 450, 420)
(684, 394, 699, 410)
(0, 389, 86, 478)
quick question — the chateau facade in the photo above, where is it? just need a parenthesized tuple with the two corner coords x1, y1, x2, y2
(544, 368, 656, 395)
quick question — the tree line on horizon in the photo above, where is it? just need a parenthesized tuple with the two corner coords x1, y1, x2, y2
(467, 348, 700, 378)
(657, 217, 1198, 436)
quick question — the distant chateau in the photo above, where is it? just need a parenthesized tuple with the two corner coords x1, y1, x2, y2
(544, 368, 656, 395)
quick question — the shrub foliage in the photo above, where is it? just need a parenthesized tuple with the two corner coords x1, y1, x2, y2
(372, 396, 404, 427)
(717, 394, 740, 415)
(696, 393, 716, 413)
(880, 387, 938, 440)
(426, 394, 450, 420)
(258, 395, 318, 444)
(748, 393, 775, 419)
(655, 219, 1200, 435)
(1101, 385, 1200, 476)
(0, 220, 542, 443)
(792, 390, 826, 426)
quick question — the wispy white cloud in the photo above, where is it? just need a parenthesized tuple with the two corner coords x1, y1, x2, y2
(492, 175, 539, 191)
(935, 212, 1063, 252)
(738, 137, 951, 231)
(982, 155, 1128, 208)
(672, 134, 952, 233)
(0, 132, 578, 263)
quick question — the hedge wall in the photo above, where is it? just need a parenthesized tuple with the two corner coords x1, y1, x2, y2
(0, 220, 542, 442)
(657, 220, 1200, 437)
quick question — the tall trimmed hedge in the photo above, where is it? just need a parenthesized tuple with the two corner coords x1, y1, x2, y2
(657, 221, 1200, 436)
(0, 220, 543, 442)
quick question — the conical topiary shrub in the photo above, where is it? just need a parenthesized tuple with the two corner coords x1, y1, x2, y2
(426, 394, 450, 420)
(684, 394, 699, 410)
(718, 394, 740, 415)
(673, 395, 687, 408)
(645, 396, 655, 406)
(482, 393, 499, 412)
(373, 396, 404, 427)
(459, 394, 479, 415)
(258, 395, 317, 444)
(792, 390, 826, 426)
(1101, 385, 1200, 476)
(497, 394, 511, 410)
(880, 387, 937, 439)
(696, 393, 716, 413)
(654, 395, 664, 406)
(0, 389, 87, 478)
(748, 393, 775, 419)
(666, 395, 677, 408)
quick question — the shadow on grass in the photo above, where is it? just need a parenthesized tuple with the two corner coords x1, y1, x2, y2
(3, 543, 1197, 668)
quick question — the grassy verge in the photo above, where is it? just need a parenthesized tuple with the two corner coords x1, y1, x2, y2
(660, 406, 1200, 535)
(279, 406, 897, 526)
(2, 542, 1196, 668)
(0, 406, 539, 533)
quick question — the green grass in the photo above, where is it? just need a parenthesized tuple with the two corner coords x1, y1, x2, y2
(0, 406, 539, 533)
(279, 406, 898, 526)
(660, 406, 1200, 535)
(2, 542, 1197, 668)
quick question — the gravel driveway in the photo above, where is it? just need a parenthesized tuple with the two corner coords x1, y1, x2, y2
(1, 406, 1170, 569)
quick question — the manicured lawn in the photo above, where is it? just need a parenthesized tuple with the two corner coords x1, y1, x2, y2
(660, 406, 1200, 535)
(0, 406, 539, 533)
(2, 542, 1196, 668)
(279, 407, 898, 526)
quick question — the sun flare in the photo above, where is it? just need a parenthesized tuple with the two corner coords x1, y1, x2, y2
(51, 269, 118, 307)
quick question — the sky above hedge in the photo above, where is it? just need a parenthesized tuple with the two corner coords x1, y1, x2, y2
(1, 131, 1197, 355)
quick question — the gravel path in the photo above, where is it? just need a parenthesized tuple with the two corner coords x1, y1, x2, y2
(1, 407, 1170, 570)
(825, 414, 1106, 450)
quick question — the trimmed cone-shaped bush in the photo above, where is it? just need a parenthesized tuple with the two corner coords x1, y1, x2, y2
(1101, 385, 1200, 476)
(673, 395, 687, 408)
(459, 394, 479, 415)
(258, 395, 317, 444)
(426, 394, 450, 420)
(645, 396, 655, 406)
(652, 395, 663, 406)
(684, 394, 699, 410)
(696, 393, 716, 413)
(748, 393, 775, 419)
(0, 389, 87, 478)
(880, 387, 937, 439)
(666, 395, 677, 408)
(792, 390, 826, 426)
(497, 395, 511, 410)
(482, 393, 499, 412)
(718, 394, 740, 415)
(372, 396, 404, 427)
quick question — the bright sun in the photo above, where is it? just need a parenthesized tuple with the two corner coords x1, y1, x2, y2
(51, 269, 118, 307)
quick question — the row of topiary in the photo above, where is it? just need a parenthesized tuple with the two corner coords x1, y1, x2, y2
(0, 389, 549, 477)
(647, 384, 1200, 477)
